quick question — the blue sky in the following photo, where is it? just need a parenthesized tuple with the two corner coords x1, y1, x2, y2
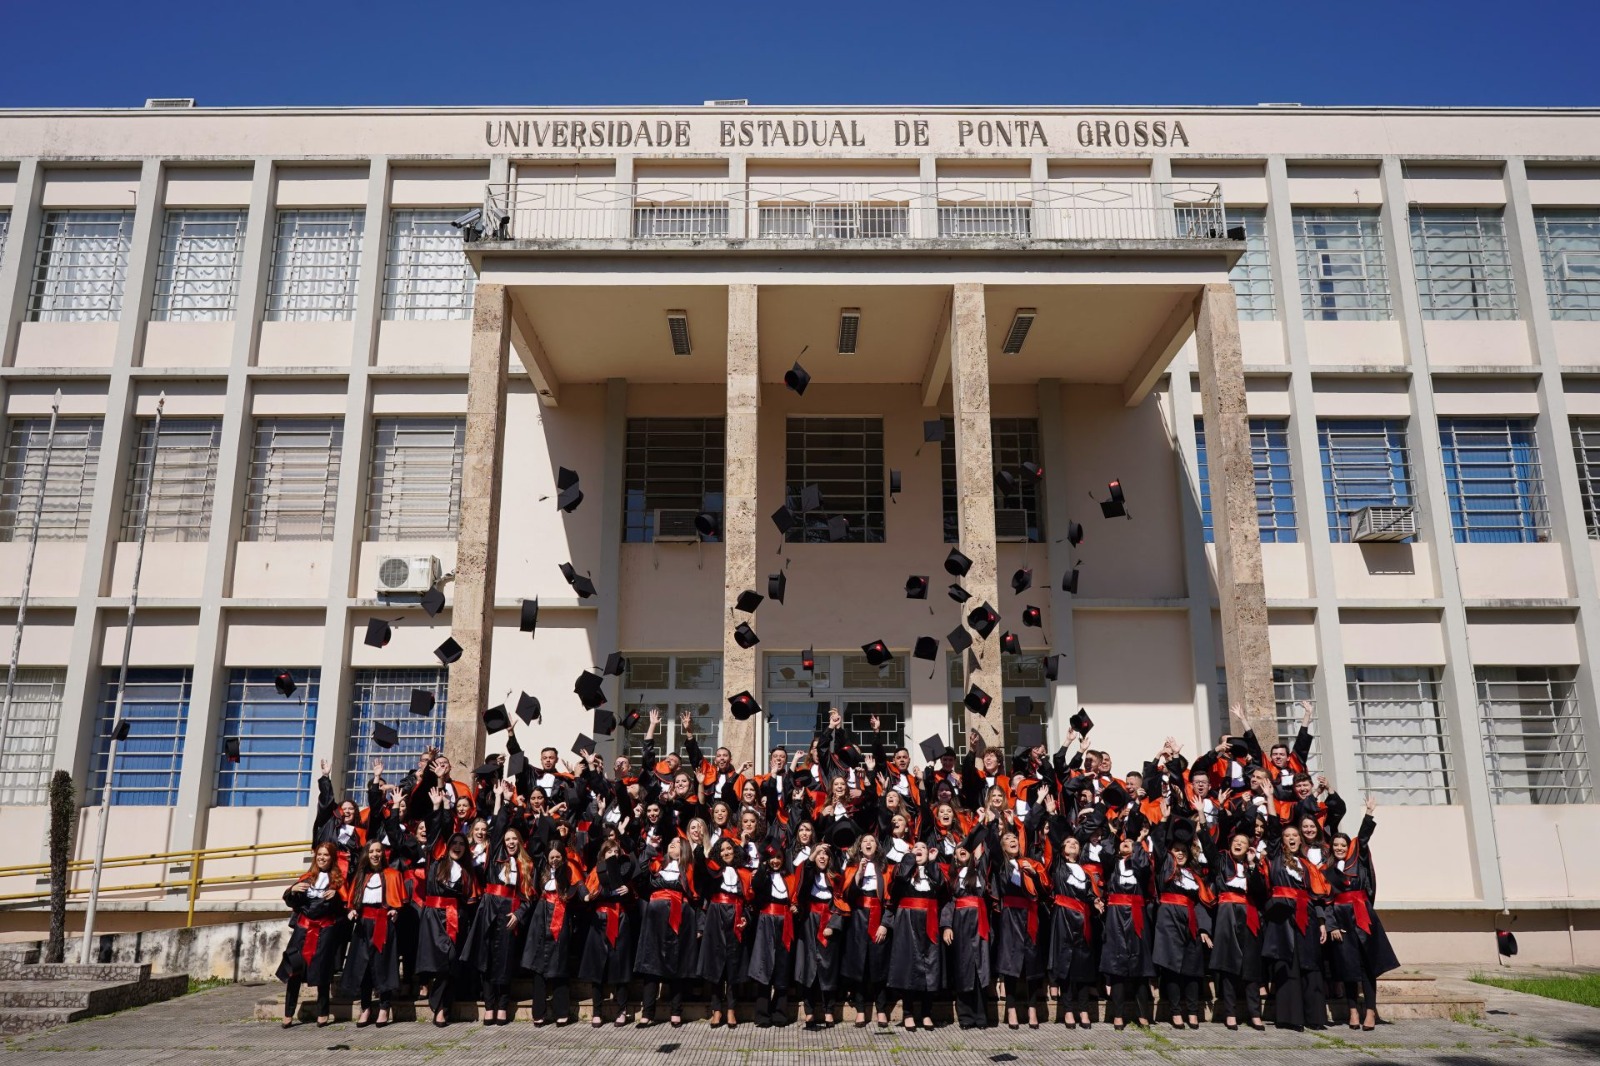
(2, 0, 1595, 108)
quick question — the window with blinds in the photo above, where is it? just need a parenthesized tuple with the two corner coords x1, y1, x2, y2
(1535, 210, 1600, 320)
(1477, 666, 1591, 804)
(0, 417, 102, 541)
(382, 209, 476, 320)
(1227, 208, 1275, 320)
(622, 417, 725, 543)
(1294, 208, 1393, 321)
(0, 668, 64, 805)
(345, 669, 446, 801)
(151, 210, 247, 321)
(266, 209, 365, 321)
(120, 418, 221, 542)
(215, 668, 319, 806)
(89, 668, 192, 807)
(243, 418, 342, 541)
(1346, 666, 1453, 805)
(1409, 208, 1518, 320)
(1319, 419, 1414, 541)
(28, 210, 135, 322)
(1438, 417, 1548, 543)
(365, 417, 464, 540)
(784, 417, 885, 543)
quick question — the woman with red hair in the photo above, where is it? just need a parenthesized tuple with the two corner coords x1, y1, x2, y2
(275, 840, 345, 1027)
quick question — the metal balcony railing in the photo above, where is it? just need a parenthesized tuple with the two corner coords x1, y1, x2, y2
(479, 181, 1228, 245)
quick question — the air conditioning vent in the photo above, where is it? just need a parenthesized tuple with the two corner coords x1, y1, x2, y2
(995, 509, 1032, 542)
(144, 98, 196, 109)
(652, 508, 702, 543)
(376, 554, 442, 594)
(1349, 505, 1417, 543)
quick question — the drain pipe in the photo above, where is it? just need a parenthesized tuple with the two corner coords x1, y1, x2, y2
(2, 390, 61, 769)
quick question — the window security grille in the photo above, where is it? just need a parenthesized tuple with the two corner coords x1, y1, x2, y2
(632, 205, 728, 239)
(757, 203, 910, 240)
(214, 668, 319, 806)
(1227, 208, 1275, 320)
(1272, 667, 1319, 776)
(121, 418, 221, 542)
(0, 417, 102, 541)
(1319, 419, 1414, 541)
(90, 668, 192, 806)
(1409, 208, 1518, 320)
(28, 210, 135, 321)
(623, 418, 725, 543)
(939, 417, 1043, 543)
(1477, 666, 1592, 804)
(1294, 208, 1392, 321)
(365, 418, 464, 540)
(382, 210, 475, 320)
(620, 654, 723, 768)
(1194, 417, 1297, 543)
(784, 417, 885, 542)
(1536, 210, 1600, 320)
(345, 669, 446, 801)
(1571, 419, 1600, 539)
(1438, 418, 1548, 543)
(244, 418, 343, 541)
(1346, 666, 1452, 805)
(937, 204, 1032, 239)
(151, 210, 246, 321)
(266, 210, 364, 321)
(0, 209, 9, 261)
(0, 668, 64, 805)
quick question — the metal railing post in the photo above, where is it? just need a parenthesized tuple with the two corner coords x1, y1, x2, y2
(185, 848, 202, 928)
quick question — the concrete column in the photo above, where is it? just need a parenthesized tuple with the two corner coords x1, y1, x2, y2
(1164, 362, 1225, 742)
(721, 284, 760, 766)
(1035, 379, 1080, 744)
(596, 377, 628, 753)
(447, 282, 510, 771)
(1192, 282, 1275, 739)
(0, 159, 42, 366)
(950, 282, 1003, 746)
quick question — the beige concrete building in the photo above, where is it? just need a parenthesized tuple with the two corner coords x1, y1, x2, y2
(0, 103, 1598, 964)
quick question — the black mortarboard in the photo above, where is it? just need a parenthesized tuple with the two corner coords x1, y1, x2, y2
(734, 622, 760, 649)
(963, 685, 992, 716)
(1000, 630, 1021, 655)
(906, 575, 929, 599)
(364, 618, 392, 648)
(520, 597, 539, 633)
(1063, 568, 1080, 595)
(923, 419, 946, 444)
(273, 671, 296, 697)
(1100, 479, 1127, 519)
(223, 737, 241, 764)
(1022, 605, 1042, 628)
(1022, 460, 1044, 482)
(409, 689, 436, 716)
(913, 636, 939, 661)
(111, 719, 130, 742)
(735, 589, 764, 613)
(945, 547, 973, 577)
(507, 752, 528, 778)
(919, 734, 952, 763)
(1014, 695, 1034, 717)
(1169, 820, 1196, 848)
(771, 505, 799, 536)
(483, 703, 510, 733)
(995, 469, 1017, 496)
(948, 582, 970, 603)
(829, 820, 859, 850)
(559, 561, 577, 583)
(471, 757, 500, 779)
(889, 469, 902, 495)
(594, 708, 618, 736)
(1044, 654, 1061, 681)
(1497, 929, 1519, 957)
(947, 625, 973, 655)
(1226, 737, 1250, 759)
(1070, 708, 1093, 735)
(1067, 521, 1084, 548)
(420, 585, 446, 617)
(621, 708, 641, 731)
(515, 691, 540, 724)
(784, 361, 811, 395)
(862, 640, 892, 667)
(826, 515, 848, 542)
(1017, 722, 1044, 751)
(801, 648, 815, 671)
(1101, 781, 1130, 808)
(695, 511, 720, 538)
(967, 602, 999, 639)
(604, 652, 627, 677)
(557, 483, 583, 512)
(728, 690, 760, 720)
(557, 466, 580, 491)
(768, 570, 787, 603)
(575, 670, 607, 709)
(572, 733, 596, 757)
(372, 722, 399, 749)
(434, 637, 463, 665)
(801, 484, 824, 512)
(1011, 567, 1032, 594)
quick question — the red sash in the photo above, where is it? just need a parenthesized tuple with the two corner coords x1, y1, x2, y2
(954, 895, 989, 941)
(809, 900, 834, 945)
(899, 896, 940, 944)
(712, 890, 744, 933)
(541, 890, 567, 940)
(296, 914, 336, 969)
(1219, 891, 1260, 936)
(859, 896, 884, 942)
(1158, 892, 1198, 939)
(761, 901, 795, 951)
(417, 894, 460, 941)
(651, 888, 685, 934)
(483, 883, 518, 901)
(1001, 894, 1038, 941)
(1272, 884, 1310, 934)
(595, 901, 625, 946)
(1333, 890, 1371, 935)
(360, 904, 391, 953)
(1053, 894, 1092, 947)
(1108, 893, 1146, 939)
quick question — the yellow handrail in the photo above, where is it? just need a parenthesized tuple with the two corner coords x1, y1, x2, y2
(0, 840, 312, 879)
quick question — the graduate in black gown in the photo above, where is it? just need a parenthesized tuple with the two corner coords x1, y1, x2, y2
(634, 835, 698, 1027)
(338, 838, 406, 1026)
(1206, 828, 1269, 1030)
(841, 833, 893, 1028)
(522, 841, 581, 1026)
(579, 835, 640, 1026)
(276, 841, 346, 1027)
(696, 836, 751, 1028)
(747, 843, 800, 1027)
(888, 840, 944, 1031)
(1323, 796, 1400, 1030)
(1261, 810, 1332, 1031)
(414, 830, 475, 1026)
(1045, 817, 1102, 1029)
(943, 841, 992, 1029)
(1099, 829, 1154, 1029)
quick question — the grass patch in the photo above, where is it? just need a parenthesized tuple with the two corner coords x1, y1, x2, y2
(187, 976, 233, 994)
(1470, 972, 1600, 1009)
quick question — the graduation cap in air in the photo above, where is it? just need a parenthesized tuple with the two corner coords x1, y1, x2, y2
(862, 640, 893, 667)
(768, 570, 787, 604)
(771, 504, 799, 536)
(420, 586, 446, 618)
(945, 547, 973, 577)
(1067, 521, 1084, 548)
(826, 516, 849, 542)
(111, 719, 130, 742)
(889, 469, 902, 497)
(906, 575, 929, 600)
(948, 583, 971, 603)
(994, 469, 1017, 497)
(919, 734, 954, 763)
(556, 467, 584, 513)
(1170, 819, 1197, 848)
(620, 708, 641, 731)
(1022, 461, 1044, 483)
(916, 418, 946, 455)
(1017, 721, 1044, 754)
(1014, 695, 1035, 718)
(801, 484, 824, 512)
(594, 708, 618, 736)
(1496, 929, 1519, 958)
(1022, 605, 1042, 628)
(963, 684, 992, 716)
(572, 733, 597, 757)
(947, 625, 973, 655)
(1070, 708, 1094, 736)
(434, 637, 463, 666)
(507, 752, 528, 779)
(520, 598, 539, 634)
(695, 512, 720, 538)
(483, 703, 510, 734)
(1011, 567, 1032, 595)
(800, 648, 815, 672)
(559, 562, 597, 599)
(1226, 737, 1251, 759)
(273, 671, 296, 698)
(1100, 780, 1131, 809)
(1000, 631, 1021, 655)
(223, 737, 241, 764)
(472, 757, 501, 779)
(1099, 479, 1128, 519)
(1044, 654, 1061, 682)
(735, 590, 764, 613)
(409, 689, 436, 716)
(734, 622, 761, 649)
(574, 670, 607, 710)
(784, 361, 811, 395)
(515, 692, 540, 724)
(372, 722, 399, 750)
(913, 636, 939, 662)
(364, 618, 392, 649)
(728, 690, 761, 721)
(604, 652, 628, 677)
(1063, 567, 1080, 595)
(967, 602, 999, 639)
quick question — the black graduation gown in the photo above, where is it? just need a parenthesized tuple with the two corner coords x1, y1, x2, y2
(414, 857, 473, 978)
(338, 872, 403, 998)
(520, 865, 580, 978)
(577, 855, 639, 984)
(275, 877, 346, 985)
(1260, 853, 1329, 972)
(792, 868, 845, 991)
(1149, 858, 1213, 978)
(840, 862, 892, 986)
(1047, 861, 1099, 985)
(991, 856, 1047, 980)
(460, 863, 531, 984)
(1208, 855, 1268, 980)
(940, 868, 992, 992)
(697, 859, 749, 984)
(1099, 850, 1155, 979)
(746, 867, 797, 988)
(1323, 817, 1400, 982)
(887, 858, 944, 992)
(634, 863, 699, 981)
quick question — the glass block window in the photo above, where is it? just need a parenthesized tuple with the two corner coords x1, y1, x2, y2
(28, 210, 135, 322)
(90, 668, 192, 807)
(940, 417, 1043, 543)
(620, 653, 722, 768)
(1319, 419, 1414, 542)
(1476, 666, 1591, 804)
(623, 418, 725, 543)
(1195, 417, 1296, 544)
(1346, 666, 1452, 805)
(947, 651, 1049, 757)
(244, 418, 342, 541)
(1438, 418, 1548, 543)
(1535, 210, 1600, 320)
(382, 209, 475, 321)
(1227, 208, 1275, 320)
(215, 668, 319, 807)
(345, 669, 446, 801)
(1272, 667, 1319, 776)
(0, 668, 64, 805)
(0, 417, 102, 541)
(266, 210, 364, 321)
(784, 417, 885, 543)
(1571, 419, 1600, 539)
(1294, 208, 1392, 321)
(151, 210, 246, 321)
(365, 417, 464, 540)
(1409, 207, 1518, 320)
(121, 418, 222, 542)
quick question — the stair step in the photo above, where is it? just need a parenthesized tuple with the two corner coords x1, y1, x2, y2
(0, 1007, 90, 1036)
(0, 979, 127, 1010)
(0, 959, 152, 983)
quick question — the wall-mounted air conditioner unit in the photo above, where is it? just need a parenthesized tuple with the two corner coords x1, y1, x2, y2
(376, 554, 441, 594)
(653, 508, 701, 543)
(995, 509, 1032, 542)
(1350, 505, 1416, 543)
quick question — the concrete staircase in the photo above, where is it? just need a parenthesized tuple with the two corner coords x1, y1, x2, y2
(0, 958, 188, 1035)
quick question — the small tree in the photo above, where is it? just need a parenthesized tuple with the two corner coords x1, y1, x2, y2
(46, 770, 75, 964)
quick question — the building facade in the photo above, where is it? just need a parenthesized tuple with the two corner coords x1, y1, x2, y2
(0, 104, 1598, 963)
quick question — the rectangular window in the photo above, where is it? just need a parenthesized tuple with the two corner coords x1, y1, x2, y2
(90, 668, 192, 806)
(121, 418, 221, 542)
(1439, 418, 1548, 543)
(244, 418, 342, 541)
(784, 417, 885, 543)
(28, 210, 135, 322)
(345, 669, 446, 800)
(621, 654, 723, 769)
(1410, 207, 1518, 320)
(939, 417, 1043, 542)
(365, 417, 464, 540)
(1194, 417, 1296, 543)
(1194, 418, 1215, 544)
(947, 651, 1049, 756)
(1227, 208, 1275, 320)
(1477, 666, 1591, 804)
(0, 417, 102, 541)
(1294, 208, 1392, 321)
(1346, 666, 1452, 805)
(215, 668, 319, 807)
(632, 204, 728, 239)
(1571, 419, 1600, 539)
(938, 203, 1031, 239)
(151, 210, 246, 321)
(623, 417, 725, 543)
(382, 209, 475, 321)
(1319, 419, 1414, 541)
(1272, 667, 1319, 776)
(266, 210, 364, 321)
(757, 202, 909, 240)
(0, 209, 9, 260)
(0, 668, 64, 805)
(1536, 210, 1600, 320)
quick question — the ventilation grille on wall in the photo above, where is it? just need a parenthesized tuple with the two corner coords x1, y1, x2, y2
(145, 98, 196, 109)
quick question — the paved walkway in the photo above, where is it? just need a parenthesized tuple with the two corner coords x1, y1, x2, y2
(2, 976, 1597, 1066)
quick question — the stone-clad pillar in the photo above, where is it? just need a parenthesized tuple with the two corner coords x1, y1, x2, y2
(1193, 282, 1275, 740)
(448, 282, 511, 771)
(722, 284, 760, 765)
(950, 283, 1003, 747)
